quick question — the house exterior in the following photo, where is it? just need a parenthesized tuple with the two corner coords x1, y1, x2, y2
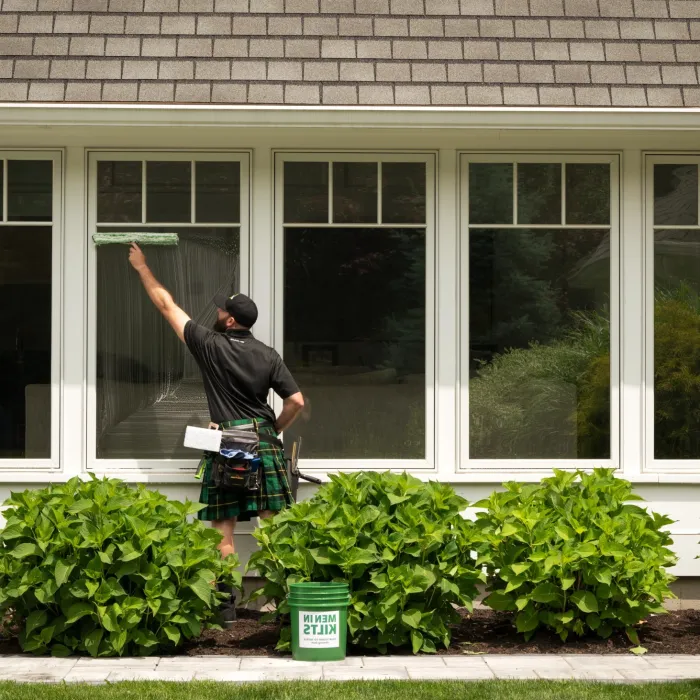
(1, 0, 700, 586)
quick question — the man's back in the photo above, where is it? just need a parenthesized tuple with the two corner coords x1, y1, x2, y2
(184, 321, 298, 426)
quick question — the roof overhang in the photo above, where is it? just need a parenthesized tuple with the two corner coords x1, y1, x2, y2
(2, 103, 700, 131)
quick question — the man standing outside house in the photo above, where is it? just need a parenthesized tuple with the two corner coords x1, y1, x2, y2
(128, 243, 304, 624)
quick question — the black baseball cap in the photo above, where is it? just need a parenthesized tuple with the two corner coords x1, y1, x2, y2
(213, 293, 258, 328)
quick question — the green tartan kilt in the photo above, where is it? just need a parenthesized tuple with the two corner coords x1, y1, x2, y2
(197, 418, 294, 522)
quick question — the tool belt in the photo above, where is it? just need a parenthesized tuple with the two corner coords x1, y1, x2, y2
(207, 420, 283, 493)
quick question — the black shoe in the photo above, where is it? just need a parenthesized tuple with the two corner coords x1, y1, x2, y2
(217, 583, 237, 627)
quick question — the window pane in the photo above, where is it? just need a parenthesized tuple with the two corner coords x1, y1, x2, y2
(654, 164, 698, 226)
(0, 226, 52, 458)
(469, 228, 610, 459)
(469, 163, 513, 225)
(8, 160, 52, 222)
(0, 162, 3, 220)
(381, 162, 426, 224)
(333, 162, 378, 224)
(146, 161, 191, 223)
(96, 227, 240, 459)
(517, 163, 561, 225)
(97, 161, 142, 223)
(196, 161, 240, 224)
(566, 164, 610, 225)
(284, 162, 328, 224)
(283, 227, 426, 459)
(654, 229, 700, 459)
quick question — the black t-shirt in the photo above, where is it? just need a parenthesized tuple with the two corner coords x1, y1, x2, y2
(184, 321, 299, 425)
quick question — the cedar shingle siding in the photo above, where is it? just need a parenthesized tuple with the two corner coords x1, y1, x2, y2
(0, 0, 699, 106)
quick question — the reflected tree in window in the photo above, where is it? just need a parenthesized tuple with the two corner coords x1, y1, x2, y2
(467, 161, 612, 460)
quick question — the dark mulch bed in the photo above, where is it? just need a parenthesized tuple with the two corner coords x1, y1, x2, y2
(180, 608, 700, 657)
(3, 608, 700, 657)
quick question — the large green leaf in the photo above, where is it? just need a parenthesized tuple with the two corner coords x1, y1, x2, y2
(516, 606, 540, 634)
(410, 630, 423, 654)
(163, 625, 181, 646)
(401, 609, 421, 629)
(64, 602, 95, 624)
(84, 629, 103, 658)
(188, 577, 213, 605)
(530, 582, 561, 604)
(55, 560, 74, 588)
(11, 543, 41, 559)
(570, 591, 599, 614)
(24, 610, 47, 638)
(484, 591, 515, 611)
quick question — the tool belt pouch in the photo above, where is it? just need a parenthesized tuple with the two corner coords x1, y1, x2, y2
(211, 455, 262, 491)
(211, 427, 263, 492)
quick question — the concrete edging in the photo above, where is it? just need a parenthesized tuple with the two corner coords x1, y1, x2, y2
(0, 654, 699, 683)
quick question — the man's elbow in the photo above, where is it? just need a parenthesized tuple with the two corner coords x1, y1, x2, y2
(288, 392, 305, 412)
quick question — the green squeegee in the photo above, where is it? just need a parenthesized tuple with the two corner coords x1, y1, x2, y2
(92, 232, 179, 246)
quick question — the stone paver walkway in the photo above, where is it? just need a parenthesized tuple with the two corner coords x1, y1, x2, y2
(0, 655, 699, 683)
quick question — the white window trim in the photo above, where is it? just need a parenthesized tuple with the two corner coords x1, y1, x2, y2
(0, 150, 63, 472)
(273, 151, 437, 472)
(644, 153, 700, 473)
(85, 150, 251, 476)
(458, 152, 621, 472)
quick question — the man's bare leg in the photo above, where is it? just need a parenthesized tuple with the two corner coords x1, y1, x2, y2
(212, 517, 237, 558)
(211, 517, 238, 626)
(257, 510, 275, 521)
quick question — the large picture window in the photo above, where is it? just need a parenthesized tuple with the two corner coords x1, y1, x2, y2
(647, 157, 700, 467)
(276, 154, 434, 464)
(461, 155, 619, 466)
(0, 153, 60, 467)
(88, 153, 249, 468)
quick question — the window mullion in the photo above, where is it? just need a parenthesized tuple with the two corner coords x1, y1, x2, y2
(141, 160, 146, 224)
(512, 162, 518, 225)
(2, 159, 6, 223)
(377, 161, 383, 225)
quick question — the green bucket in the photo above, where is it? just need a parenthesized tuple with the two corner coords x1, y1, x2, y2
(288, 582, 350, 662)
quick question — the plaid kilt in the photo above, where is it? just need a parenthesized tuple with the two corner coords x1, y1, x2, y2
(197, 418, 294, 522)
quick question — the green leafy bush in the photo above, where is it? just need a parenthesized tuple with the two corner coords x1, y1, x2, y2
(0, 476, 241, 657)
(248, 471, 483, 654)
(474, 469, 676, 646)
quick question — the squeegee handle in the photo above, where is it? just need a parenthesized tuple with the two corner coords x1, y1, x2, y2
(298, 472, 322, 485)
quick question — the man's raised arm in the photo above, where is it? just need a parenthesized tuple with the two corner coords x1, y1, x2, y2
(128, 243, 191, 342)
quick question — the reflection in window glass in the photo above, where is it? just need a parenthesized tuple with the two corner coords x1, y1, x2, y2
(95, 227, 240, 459)
(196, 162, 240, 224)
(146, 161, 191, 223)
(654, 164, 698, 226)
(382, 163, 426, 224)
(0, 226, 52, 458)
(517, 163, 561, 225)
(653, 229, 700, 459)
(97, 161, 142, 223)
(469, 228, 610, 459)
(284, 162, 329, 223)
(0, 163, 3, 220)
(566, 164, 610, 225)
(333, 162, 377, 224)
(469, 163, 513, 225)
(8, 161, 53, 222)
(283, 227, 425, 459)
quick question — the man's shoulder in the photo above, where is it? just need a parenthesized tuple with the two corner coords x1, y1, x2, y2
(246, 335, 278, 357)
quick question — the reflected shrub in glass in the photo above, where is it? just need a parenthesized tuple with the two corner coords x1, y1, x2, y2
(467, 160, 612, 460)
(468, 228, 611, 459)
